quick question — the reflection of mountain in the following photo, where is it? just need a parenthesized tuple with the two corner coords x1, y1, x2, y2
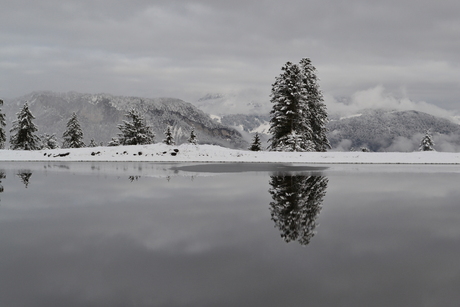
(17, 171, 32, 188)
(269, 174, 328, 245)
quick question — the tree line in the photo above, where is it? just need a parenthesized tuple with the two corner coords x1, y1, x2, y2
(0, 57, 434, 152)
(0, 102, 198, 150)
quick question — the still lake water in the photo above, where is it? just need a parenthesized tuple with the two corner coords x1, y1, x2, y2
(1, 162, 460, 307)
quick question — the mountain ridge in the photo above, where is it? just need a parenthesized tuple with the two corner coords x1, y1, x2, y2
(2, 91, 248, 148)
(214, 109, 460, 152)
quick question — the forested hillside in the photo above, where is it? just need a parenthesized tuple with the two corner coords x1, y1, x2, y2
(327, 109, 460, 151)
(2, 91, 247, 148)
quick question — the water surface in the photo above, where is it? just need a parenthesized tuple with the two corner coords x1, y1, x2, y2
(1, 162, 459, 307)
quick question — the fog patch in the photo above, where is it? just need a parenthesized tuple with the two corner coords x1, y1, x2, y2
(325, 85, 459, 123)
(383, 133, 460, 152)
(331, 139, 353, 151)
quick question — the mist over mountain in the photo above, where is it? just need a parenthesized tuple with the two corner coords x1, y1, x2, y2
(216, 109, 460, 152)
(194, 91, 271, 115)
(216, 113, 271, 148)
(3, 91, 460, 152)
(327, 109, 460, 152)
(2, 91, 247, 148)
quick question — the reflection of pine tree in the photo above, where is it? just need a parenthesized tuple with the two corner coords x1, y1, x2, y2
(0, 99, 6, 149)
(0, 171, 5, 193)
(269, 174, 328, 245)
(17, 171, 33, 188)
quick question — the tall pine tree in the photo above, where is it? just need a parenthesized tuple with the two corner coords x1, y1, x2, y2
(10, 103, 41, 150)
(0, 99, 6, 149)
(118, 109, 155, 145)
(268, 58, 330, 152)
(299, 58, 330, 152)
(62, 113, 85, 148)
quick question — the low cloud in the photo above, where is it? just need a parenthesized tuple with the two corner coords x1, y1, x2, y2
(324, 85, 459, 122)
(331, 139, 353, 152)
(366, 132, 460, 153)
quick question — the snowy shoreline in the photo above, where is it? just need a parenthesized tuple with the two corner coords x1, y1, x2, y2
(1, 144, 460, 164)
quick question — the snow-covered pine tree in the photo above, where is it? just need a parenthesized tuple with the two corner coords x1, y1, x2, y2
(41, 133, 60, 149)
(118, 109, 155, 145)
(0, 171, 5, 193)
(299, 58, 331, 152)
(0, 99, 6, 149)
(419, 130, 435, 151)
(268, 61, 312, 152)
(88, 139, 98, 147)
(163, 126, 175, 145)
(188, 128, 198, 145)
(249, 132, 262, 151)
(268, 58, 330, 152)
(107, 137, 120, 146)
(10, 103, 41, 150)
(62, 112, 85, 148)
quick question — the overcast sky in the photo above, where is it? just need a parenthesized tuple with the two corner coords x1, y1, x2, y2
(1, 0, 459, 115)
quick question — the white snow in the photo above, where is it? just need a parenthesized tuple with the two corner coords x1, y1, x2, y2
(339, 113, 363, 120)
(1, 144, 460, 164)
(209, 114, 221, 123)
(251, 122, 270, 134)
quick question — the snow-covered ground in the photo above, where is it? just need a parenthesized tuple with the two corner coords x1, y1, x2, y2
(1, 144, 460, 164)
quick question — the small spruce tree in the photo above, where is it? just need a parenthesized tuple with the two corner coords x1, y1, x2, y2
(62, 113, 85, 148)
(118, 109, 155, 145)
(163, 126, 175, 145)
(107, 137, 120, 146)
(88, 139, 98, 147)
(10, 103, 41, 150)
(249, 132, 262, 151)
(188, 128, 198, 145)
(41, 133, 60, 149)
(0, 99, 6, 149)
(419, 130, 435, 151)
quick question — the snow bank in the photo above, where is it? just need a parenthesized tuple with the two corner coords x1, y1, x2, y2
(1, 144, 460, 164)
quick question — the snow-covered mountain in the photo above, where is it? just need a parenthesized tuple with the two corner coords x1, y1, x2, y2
(327, 109, 460, 152)
(213, 109, 460, 152)
(4, 91, 460, 152)
(2, 91, 248, 148)
(216, 113, 271, 147)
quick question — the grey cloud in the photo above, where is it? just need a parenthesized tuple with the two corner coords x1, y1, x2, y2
(1, 0, 459, 112)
